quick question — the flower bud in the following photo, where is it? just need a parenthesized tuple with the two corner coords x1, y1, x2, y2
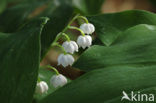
(57, 54, 74, 67)
(36, 81, 48, 94)
(77, 35, 92, 49)
(50, 74, 67, 88)
(80, 23, 95, 34)
(62, 41, 78, 54)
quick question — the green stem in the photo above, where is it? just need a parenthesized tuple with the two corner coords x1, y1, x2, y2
(51, 42, 67, 54)
(68, 26, 85, 36)
(53, 32, 70, 43)
(77, 16, 89, 24)
(53, 14, 87, 43)
(53, 33, 62, 43)
(47, 65, 60, 75)
(41, 65, 60, 75)
(37, 77, 41, 82)
(62, 14, 80, 33)
(62, 33, 70, 41)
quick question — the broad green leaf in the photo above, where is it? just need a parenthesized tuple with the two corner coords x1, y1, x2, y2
(88, 10, 156, 46)
(0, 0, 6, 14)
(0, 0, 73, 59)
(0, 17, 48, 103)
(73, 0, 105, 15)
(0, 0, 49, 32)
(74, 24, 156, 71)
(40, 65, 156, 103)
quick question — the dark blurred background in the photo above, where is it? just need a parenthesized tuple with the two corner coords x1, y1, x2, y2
(102, 0, 154, 13)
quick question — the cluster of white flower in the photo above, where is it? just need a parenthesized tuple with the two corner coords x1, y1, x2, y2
(35, 16, 95, 95)
(58, 22, 95, 67)
(36, 74, 67, 94)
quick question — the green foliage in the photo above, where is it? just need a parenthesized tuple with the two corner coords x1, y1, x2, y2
(0, 0, 6, 14)
(0, 0, 47, 32)
(74, 24, 156, 71)
(1, 0, 156, 103)
(0, 17, 48, 103)
(70, 10, 156, 102)
(0, 0, 73, 59)
(73, 0, 105, 15)
(40, 65, 156, 103)
(88, 10, 156, 46)
(41, 21, 156, 103)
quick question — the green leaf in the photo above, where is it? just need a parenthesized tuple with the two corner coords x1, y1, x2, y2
(39, 65, 156, 103)
(0, 17, 48, 103)
(0, 0, 7, 14)
(88, 10, 156, 46)
(0, 0, 73, 59)
(74, 24, 156, 71)
(73, 0, 105, 15)
(0, 0, 49, 32)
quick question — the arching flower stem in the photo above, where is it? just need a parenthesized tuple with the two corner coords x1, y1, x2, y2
(54, 32, 70, 43)
(37, 77, 41, 82)
(62, 14, 89, 33)
(42, 65, 60, 75)
(68, 26, 85, 36)
(51, 42, 67, 54)
(52, 14, 88, 45)
(76, 16, 89, 24)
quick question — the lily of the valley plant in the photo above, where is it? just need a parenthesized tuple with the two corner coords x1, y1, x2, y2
(36, 15, 95, 94)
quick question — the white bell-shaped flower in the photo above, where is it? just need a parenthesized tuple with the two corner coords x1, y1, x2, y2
(80, 23, 95, 34)
(50, 74, 67, 88)
(57, 54, 74, 67)
(36, 81, 48, 94)
(77, 35, 92, 49)
(62, 41, 78, 54)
